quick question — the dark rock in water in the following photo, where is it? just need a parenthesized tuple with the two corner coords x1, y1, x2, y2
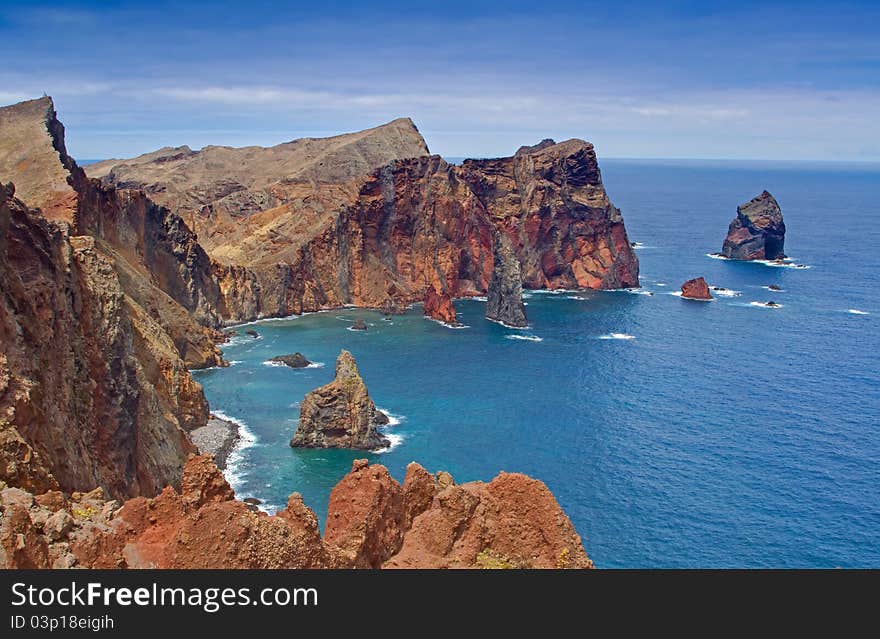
(486, 234, 528, 328)
(681, 277, 713, 300)
(766, 301, 780, 307)
(380, 296, 408, 315)
(721, 191, 786, 260)
(374, 411, 390, 426)
(423, 286, 459, 325)
(270, 353, 311, 368)
(351, 319, 368, 331)
(768, 284, 783, 291)
(291, 350, 390, 450)
(245, 329, 259, 338)
(223, 330, 239, 340)
(243, 497, 262, 505)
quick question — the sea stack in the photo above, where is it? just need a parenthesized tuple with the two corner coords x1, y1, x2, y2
(680, 277, 713, 300)
(486, 234, 528, 328)
(721, 191, 786, 260)
(291, 350, 389, 450)
(423, 286, 459, 326)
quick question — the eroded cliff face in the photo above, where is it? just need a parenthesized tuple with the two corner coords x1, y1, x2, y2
(90, 126, 639, 321)
(0, 455, 592, 569)
(461, 139, 639, 290)
(0, 185, 199, 498)
(721, 190, 786, 261)
(0, 97, 224, 498)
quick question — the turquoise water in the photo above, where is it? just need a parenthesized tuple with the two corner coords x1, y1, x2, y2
(194, 159, 880, 567)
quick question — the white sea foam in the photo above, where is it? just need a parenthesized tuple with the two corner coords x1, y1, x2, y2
(762, 286, 785, 292)
(373, 408, 405, 453)
(598, 333, 635, 340)
(656, 283, 668, 287)
(706, 253, 811, 269)
(847, 309, 870, 315)
(505, 334, 543, 342)
(486, 317, 530, 330)
(631, 242, 653, 249)
(227, 360, 243, 365)
(375, 432, 404, 453)
(262, 360, 325, 369)
(424, 317, 470, 329)
(375, 408, 406, 427)
(670, 291, 683, 297)
(711, 287, 741, 297)
(623, 288, 654, 296)
(470, 296, 488, 302)
(212, 410, 258, 496)
(346, 325, 371, 332)
(749, 301, 783, 309)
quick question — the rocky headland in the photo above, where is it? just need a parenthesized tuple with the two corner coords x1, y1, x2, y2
(720, 190, 786, 260)
(0, 95, 624, 568)
(291, 351, 389, 450)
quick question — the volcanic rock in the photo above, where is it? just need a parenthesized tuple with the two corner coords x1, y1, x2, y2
(270, 352, 311, 368)
(291, 351, 389, 450)
(351, 319, 368, 331)
(245, 329, 259, 338)
(680, 277, 713, 300)
(423, 286, 458, 325)
(768, 284, 782, 291)
(721, 191, 786, 260)
(486, 233, 529, 327)
(373, 411, 390, 425)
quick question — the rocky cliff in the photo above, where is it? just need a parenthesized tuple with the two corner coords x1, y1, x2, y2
(0, 184, 200, 499)
(486, 233, 529, 327)
(291, 351, 389, 450)
(0, 455, 592, 569)
(423, 286, 459, 325)
(721, 190, 786, 260)
(0, 97, 227, 499)
(89, 127, 639, 320)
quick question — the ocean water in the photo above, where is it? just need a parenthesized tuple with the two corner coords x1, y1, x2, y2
(193, 159, 880, 568)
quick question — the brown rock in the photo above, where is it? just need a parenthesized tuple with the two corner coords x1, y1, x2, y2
(291, 351, 390, 450)
(179, 453, 235, 511)
(402, 462, 436, 530)
(386, 471, 593, 569)
(423, 286, 459, 325)
(680, 277, 713, 300)
(324, 459, 404, 568)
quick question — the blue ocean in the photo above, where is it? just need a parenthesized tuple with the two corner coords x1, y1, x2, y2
(193, 159, 879, 568)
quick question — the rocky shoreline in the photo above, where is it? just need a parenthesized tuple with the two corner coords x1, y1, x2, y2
(189, 415, 241, 470)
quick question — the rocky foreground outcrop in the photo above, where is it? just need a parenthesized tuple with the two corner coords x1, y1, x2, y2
(0, 454, 592, 569)
(680, 277, 713, 300)
(291, 351, 389, 450)
(721, 190, 786, 260)
(486, 233, 529, 327)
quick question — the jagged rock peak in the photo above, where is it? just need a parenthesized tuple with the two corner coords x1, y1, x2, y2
(721, 190, 786, 260)
(291, 350, 390, 450)
(0, 96, 84, 221)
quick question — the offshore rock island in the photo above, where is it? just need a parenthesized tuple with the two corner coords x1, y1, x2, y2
(0, 95, 639, 568)
(721, 190, 786, 261)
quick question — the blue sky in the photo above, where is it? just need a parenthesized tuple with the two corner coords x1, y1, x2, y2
(1, 1, 878, 160)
